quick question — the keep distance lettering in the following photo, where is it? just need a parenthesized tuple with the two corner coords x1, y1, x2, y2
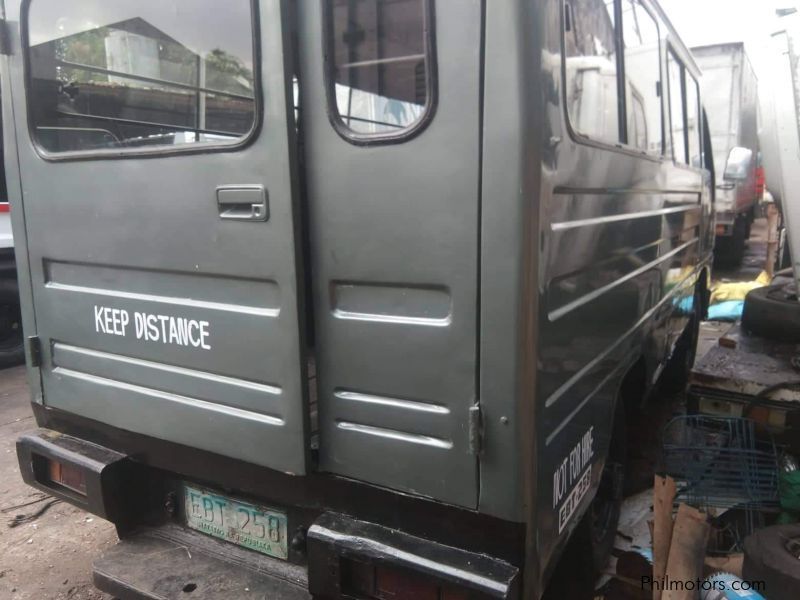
(94, 305, 211, 350)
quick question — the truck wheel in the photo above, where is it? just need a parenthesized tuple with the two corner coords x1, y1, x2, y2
(744, 208, 754, 239)
(541, 516, 595, 600)
(661, 287, 701, 393)
(715, 219, 747, 266)
(729, 218, 747, 265)
(742, 523, 800, 600)
(542, 406, 626, 600)
(0, 279, 25, 368)
(742, 282, 800, 342)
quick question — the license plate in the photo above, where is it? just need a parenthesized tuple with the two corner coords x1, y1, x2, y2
(184, 485, 288, 559)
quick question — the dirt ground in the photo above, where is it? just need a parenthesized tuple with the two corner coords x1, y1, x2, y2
(0, 367, 114, 600)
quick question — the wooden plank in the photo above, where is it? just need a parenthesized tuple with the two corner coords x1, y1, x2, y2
(652, 475, 676, 600)
(704, 553, 743, 579)
(662, 504, 710, 600)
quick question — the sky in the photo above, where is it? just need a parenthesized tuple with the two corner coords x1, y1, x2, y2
(661, 0, 799, 81)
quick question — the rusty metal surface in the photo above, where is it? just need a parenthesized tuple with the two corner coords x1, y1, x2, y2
(691, 323, 800, 403)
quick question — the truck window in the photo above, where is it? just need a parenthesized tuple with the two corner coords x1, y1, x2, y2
(327, 0, 434, 139)
(620, 0, 662, 154)
(563, 0, 620, 145)
(686, 75, 701, 167)
(26, 0, 257, 154)
(667, 50, 687, 163)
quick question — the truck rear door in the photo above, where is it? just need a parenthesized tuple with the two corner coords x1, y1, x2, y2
(300, 0, 483, 507)
(6, 0, 310, 474)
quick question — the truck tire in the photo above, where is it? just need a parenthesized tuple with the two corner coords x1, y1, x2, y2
(742, 523, 800, 600)
(541, 516, 595, 600)
(744, 207, 755, 239)
(741, 282, 800, 342)
(0, 278, 25, 368)
(715, 219, 747, 267)
(542, 405, 626, 600)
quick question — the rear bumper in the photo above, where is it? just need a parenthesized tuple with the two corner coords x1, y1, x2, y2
(714, 208, 735, 237)
(714, 208, 754, 237)
(16, 428, 144, 526)
(91, 515, 520, 600)
(17, 427, 520, 599)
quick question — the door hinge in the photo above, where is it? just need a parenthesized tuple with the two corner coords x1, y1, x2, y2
(0, 20, 12, 56)
(27, 336, 41, 367)
(468, 404, 483, 455)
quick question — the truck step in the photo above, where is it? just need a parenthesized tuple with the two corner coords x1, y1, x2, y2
(93, 523, 310, 600)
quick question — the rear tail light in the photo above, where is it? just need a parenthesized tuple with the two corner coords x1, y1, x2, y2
(307, 513, 519, 599)
(18, 430, 140, 526)
(342, 558, 469, 600)
(46, 458, 87, 496)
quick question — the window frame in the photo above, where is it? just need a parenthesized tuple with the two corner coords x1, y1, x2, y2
(666, 45, 689, 166)
(619, 0, 665, 155)
(21, 0, 264, 162)
(322, 0, 439, 146)
(629, 88, 648, 150)
(684, 73, 702, 168)
(559, 0, 665, 161)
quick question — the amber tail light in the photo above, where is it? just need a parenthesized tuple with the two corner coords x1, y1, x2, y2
(46, 458, 87, 496)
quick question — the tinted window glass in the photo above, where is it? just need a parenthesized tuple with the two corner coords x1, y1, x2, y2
(686, 76, 701, 167)
(621, 0, 661, 154)
(667, 51, 687, 163)
(27, 0, 256, 153)
(329, 0, 432, 137)
(564, 0, 620, 144)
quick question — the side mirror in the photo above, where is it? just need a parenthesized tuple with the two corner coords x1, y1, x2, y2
(723, 146, 753, 181)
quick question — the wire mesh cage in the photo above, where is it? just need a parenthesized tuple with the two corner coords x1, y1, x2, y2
(661, 415, 780, 509)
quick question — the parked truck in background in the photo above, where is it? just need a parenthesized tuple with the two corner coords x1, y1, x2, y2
(693, 42, 760, 265)
(764, 19, 800, 285)
(760, 19, 800, 275)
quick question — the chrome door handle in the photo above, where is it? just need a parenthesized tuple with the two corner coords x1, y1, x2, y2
(216, 185, 269, 221)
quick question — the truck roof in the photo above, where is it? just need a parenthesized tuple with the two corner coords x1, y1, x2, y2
(691, 41, 746, 52)
(690, 41, 759, 82)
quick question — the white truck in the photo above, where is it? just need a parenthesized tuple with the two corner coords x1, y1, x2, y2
(692, 42, 761, 265)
